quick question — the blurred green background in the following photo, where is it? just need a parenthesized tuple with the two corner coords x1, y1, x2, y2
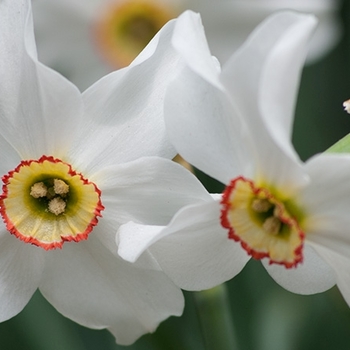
(2, 1, 350, 349)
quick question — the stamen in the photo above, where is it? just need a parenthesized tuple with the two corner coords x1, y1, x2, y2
(251, 198, 273, 212)
(30, 182, 47, 198)
(53, 179, 69, 195)
(48, 197, 66, 216)
(263, 216, 282, 235)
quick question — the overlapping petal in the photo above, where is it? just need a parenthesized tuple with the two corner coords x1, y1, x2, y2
(118, 223, 164, 263)
(166, 11, 315, 193)
(119, 200, 250, 290)
(40, 236, 184, 345)
(171, 11, 222, 90)
(165, 69, 254, 185)
(68, 20, 184, 173)
(96, 157, 211, 226)
(165, 11, 257, 185)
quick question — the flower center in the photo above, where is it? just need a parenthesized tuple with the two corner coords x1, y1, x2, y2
(220, 176, 304, 268)
(30, 178, 70, 215)
(93, 0, 176, 67)
(0, 156, 104, 250)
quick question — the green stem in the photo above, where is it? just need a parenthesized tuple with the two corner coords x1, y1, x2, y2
(326, 133, 350, 153)
(194, 283, 238, 350)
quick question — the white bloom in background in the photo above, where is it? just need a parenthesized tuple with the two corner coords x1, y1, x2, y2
(200, 0, 342, 65)
(118, 11, 350, 306)
(0, 0, 211, 345)
(32, 0, 341, 90)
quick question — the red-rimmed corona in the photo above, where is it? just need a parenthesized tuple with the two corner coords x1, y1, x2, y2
(0, 156, 104, 250)
(220, 176, 304, 268)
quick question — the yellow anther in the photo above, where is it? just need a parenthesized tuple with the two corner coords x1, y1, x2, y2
(53, 179, 69, 195)
(251, 198, 273, 213)
(263, 216, 282, 235)
(30, 182, 48, 198)
(48, 197, 66, 216)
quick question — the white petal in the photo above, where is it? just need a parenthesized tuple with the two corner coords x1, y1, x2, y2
(164, 65, 254, 185)
(96, 157, 211, 226)
(297, 154, 350, 256)
(120, 200, 250, 290)
(0, 0, 83, 162)
(166, 11, 257, 184)
(292, 154, 350, 304)
(222, 11, 317, 142)
(259, 14, 317, 147)
(91, 217, 162, 273)
(0, 0, 32, 170)
(309, 243, 350, 307)
(172, 11, 222, 89)
(0, 231, 45, 321)
(118, 222, 164, 263)
(263, 244, 336, 294)
(39, 236, 184, 345)
(68, 19, 183, 174)
(192, 2, 256, 65)
(221, 12, 316, 191)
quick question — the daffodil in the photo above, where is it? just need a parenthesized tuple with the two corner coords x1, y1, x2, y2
(32, 0, 341, 90)
(0, 0, 207, 344)
(118, 11, 350, 306)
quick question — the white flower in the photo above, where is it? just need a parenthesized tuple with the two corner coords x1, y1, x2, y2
(31, 0, 341, 90)
(0, 0, 209, 345)
(118, 11, 350, 306)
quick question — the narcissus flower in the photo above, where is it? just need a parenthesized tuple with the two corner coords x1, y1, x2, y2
(118, 11, 350, 305)
(0, 0, 206, 344)
(32, 0, 341, 90)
